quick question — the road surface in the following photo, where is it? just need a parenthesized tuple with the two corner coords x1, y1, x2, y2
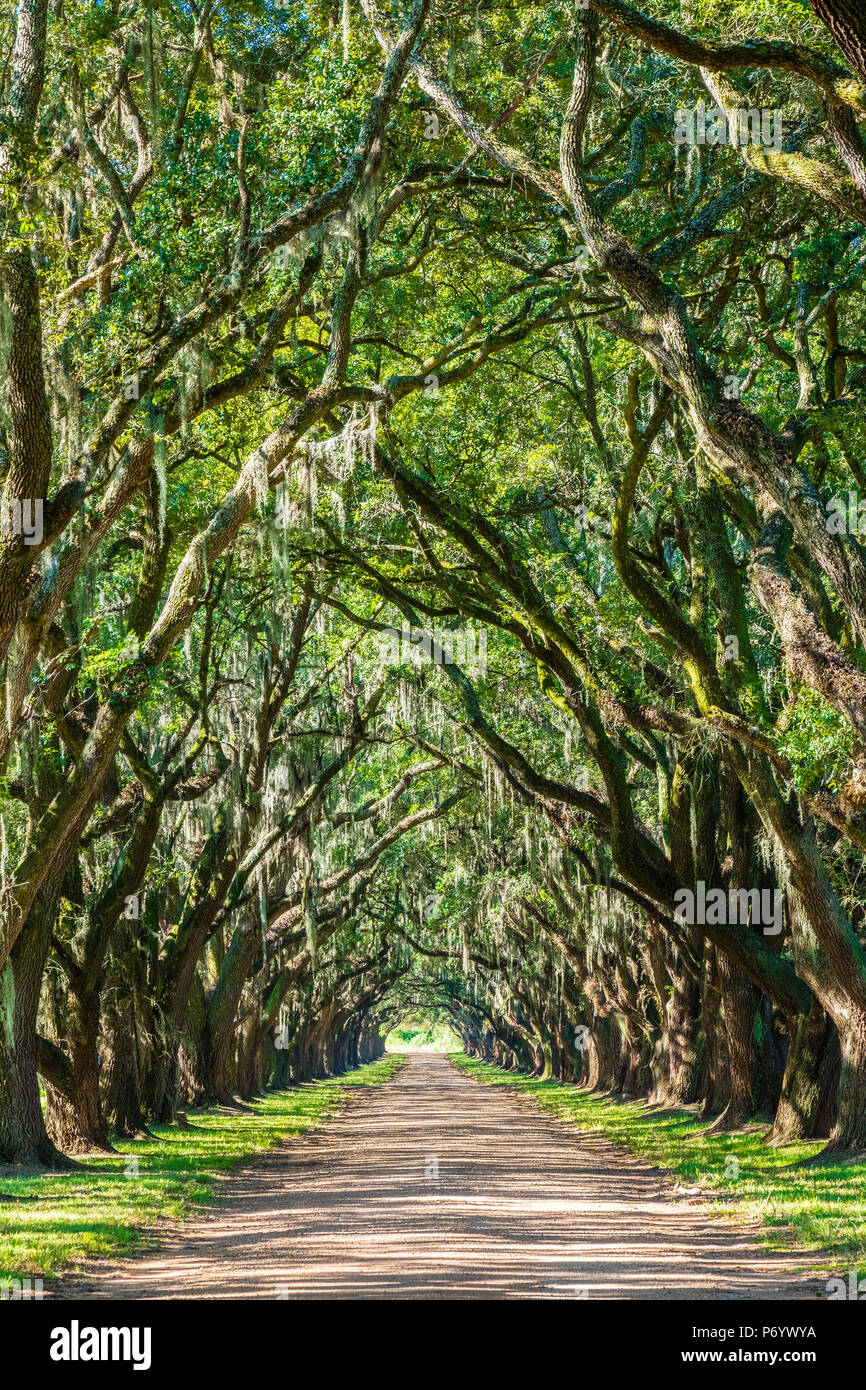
(59, 1052, 825, 1300)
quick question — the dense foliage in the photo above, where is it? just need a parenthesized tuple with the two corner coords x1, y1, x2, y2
(3, 0, 866, 1167)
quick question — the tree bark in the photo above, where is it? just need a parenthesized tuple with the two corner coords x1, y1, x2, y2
(811, 2, 866, 81)
(0, 895, 72, 1168)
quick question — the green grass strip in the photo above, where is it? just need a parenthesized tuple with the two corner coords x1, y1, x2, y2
(0, 1054, 403, 1285)
(452, 1054, 866, 1277)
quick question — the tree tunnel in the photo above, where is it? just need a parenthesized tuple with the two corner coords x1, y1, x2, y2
(3, 0, 866, 1175)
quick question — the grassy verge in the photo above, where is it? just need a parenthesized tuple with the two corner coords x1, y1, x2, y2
(0, 1054, 403, 1286)
(452, 1054, 866, 1277)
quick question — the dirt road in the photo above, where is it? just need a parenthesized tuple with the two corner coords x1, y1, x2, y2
(59, 1052, 826, 1300)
